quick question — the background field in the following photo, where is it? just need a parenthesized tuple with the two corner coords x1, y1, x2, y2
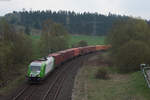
(31, 35, 105, 46)
(70, 35, 105, 46)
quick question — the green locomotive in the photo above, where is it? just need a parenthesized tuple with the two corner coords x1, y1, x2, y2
(27, 56, 54, 82)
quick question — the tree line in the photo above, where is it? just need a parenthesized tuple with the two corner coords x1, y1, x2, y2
(106, 18, 150, 73)
(5, 10, 130, 35)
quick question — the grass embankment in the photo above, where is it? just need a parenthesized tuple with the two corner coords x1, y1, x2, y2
(72, 52, 150, 100)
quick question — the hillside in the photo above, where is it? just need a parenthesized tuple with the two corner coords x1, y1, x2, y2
(5, 10, 130, 35)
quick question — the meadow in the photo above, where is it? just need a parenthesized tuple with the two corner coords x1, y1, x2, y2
(31, 34, 105, 46)
(70, 35, 105, 46)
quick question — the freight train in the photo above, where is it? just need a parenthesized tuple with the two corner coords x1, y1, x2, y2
(26, 45, 110, 82)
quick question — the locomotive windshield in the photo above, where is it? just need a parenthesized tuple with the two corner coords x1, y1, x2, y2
(30, 66, 41, 72)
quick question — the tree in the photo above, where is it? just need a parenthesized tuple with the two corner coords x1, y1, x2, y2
(106, 18, 150, 73)
(0, 19, 33, 82)
(40, 19, 70, 56)
(24, 25, 31, 35)
(5, 10, 130, 36)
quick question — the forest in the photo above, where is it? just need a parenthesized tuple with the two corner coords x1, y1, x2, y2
(4, 10, 130, 35)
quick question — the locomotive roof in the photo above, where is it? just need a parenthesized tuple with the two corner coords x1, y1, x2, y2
(30, 56, 53, 66)
(30, 61, 42, 66)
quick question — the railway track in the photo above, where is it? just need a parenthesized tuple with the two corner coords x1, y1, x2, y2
(12, 85, 30, 100)
(42, 58, 77, 100)
(11, 62, 71, 100)
(6, 52, 99, 100)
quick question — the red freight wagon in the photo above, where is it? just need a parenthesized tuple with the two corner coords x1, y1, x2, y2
(78, 47, 85, 55)
(91, 46, 96, 52)
(96, 45, 104, 51)
(73, 48, 80, 57)
(96, 45, 110, 51)
(62, 49, 74, 60)
(67, 48, 75, 58)
(87, 46, 96, 53)
(48, 53, 63, 66)
(85, 46, 91, 54)
(80, 46, 90, 55)
(101, 45, 108, 51)
(58, 50, 70, 62)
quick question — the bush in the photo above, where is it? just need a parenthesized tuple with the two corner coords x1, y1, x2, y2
(95, 67, 109, 80)
(72, 40, 88, 48)
(115, 40, 150, 73)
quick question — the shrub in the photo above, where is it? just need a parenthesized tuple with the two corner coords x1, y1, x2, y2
(115, 40, 150, 73)
(72, 40, 88, 48)
(95, 67, 109, 80)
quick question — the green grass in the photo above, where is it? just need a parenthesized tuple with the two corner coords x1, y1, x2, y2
(70, 35, 105, 46)
(73, 52, 150, 100)
(86, 66, 150, 100)
(31, 34, 106, 46)
(31, 35, 40, 40)
(129, 72, 150, 98)
(30, 35, 41, 58)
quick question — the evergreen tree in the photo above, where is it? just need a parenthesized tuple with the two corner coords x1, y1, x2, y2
(5, 10, 130, 36)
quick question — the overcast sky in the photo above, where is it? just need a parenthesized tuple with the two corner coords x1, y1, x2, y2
(0, 0, 149, 20)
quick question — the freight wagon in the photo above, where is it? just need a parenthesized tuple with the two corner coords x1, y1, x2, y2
(48, 53, 63, 67)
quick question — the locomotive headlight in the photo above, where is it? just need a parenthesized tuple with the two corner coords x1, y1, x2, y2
(36, 71, 41, 77)
(37, 74, 40, 77)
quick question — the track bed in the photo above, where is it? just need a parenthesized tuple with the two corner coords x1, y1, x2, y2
(4, 52, 102, 100)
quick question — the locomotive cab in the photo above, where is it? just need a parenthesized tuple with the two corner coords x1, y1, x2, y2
(27, 62, 43, 82)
